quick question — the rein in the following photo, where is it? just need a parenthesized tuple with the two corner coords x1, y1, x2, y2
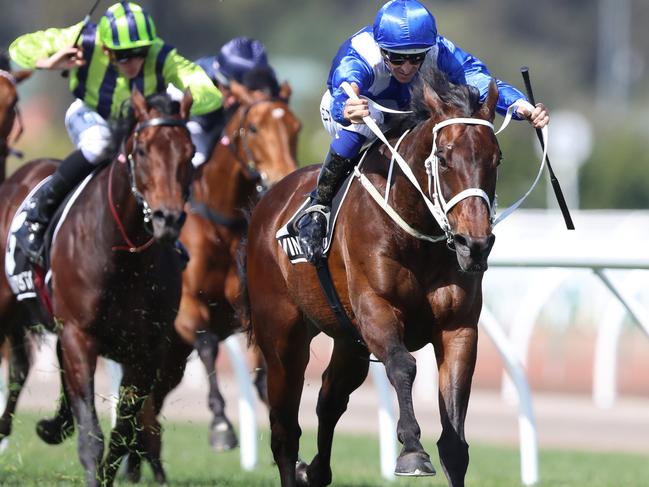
(108, 158, 155, 253)
(110, 116, 189, 253)
(340, 81, 548, 244)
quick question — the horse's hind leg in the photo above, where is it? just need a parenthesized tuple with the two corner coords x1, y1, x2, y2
(299, 339, 370, 487)
(251, 343, 269, 405)
(195, 330, 238, 451)
(36, 337, 75, 444)
(433, 325, 478, 487)
(0, 323, 30, 440)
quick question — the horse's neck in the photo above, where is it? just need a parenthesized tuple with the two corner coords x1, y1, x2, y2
(385, 124, 435, 214)
(193, 142, 256, 214)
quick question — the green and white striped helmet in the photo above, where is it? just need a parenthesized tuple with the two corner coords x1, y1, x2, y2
(98, 2, 157, 50)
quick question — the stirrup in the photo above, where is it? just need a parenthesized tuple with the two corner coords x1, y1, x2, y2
(296, 211, 329, 264)
(292, 203, 330, 234)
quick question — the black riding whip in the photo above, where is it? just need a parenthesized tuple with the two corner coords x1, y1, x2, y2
(520, 66, 575, 230)
(61, 0, 104, 78)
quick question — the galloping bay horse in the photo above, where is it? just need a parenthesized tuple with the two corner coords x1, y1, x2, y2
(0, 51, 31, 184)
(0, 89, 195, 487)
(243, 67, 503, 487)
(173, 80, 300, 450)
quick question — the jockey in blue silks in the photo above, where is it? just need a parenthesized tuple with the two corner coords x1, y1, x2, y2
(297, 0, 550, 263)
(195, 36, 280, 112)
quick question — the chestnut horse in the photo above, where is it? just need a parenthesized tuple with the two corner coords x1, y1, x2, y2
(173, 80, 300, 451)
(0, 51, 31, 185)
(243, 68, 502, 487)
(0, 89, 194, 486)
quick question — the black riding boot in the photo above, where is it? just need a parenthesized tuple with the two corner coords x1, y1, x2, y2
(296, 149, 353, 263)
(14, 150, 95, 264)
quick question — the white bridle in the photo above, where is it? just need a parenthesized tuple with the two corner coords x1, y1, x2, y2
(341, 82, 548, 244)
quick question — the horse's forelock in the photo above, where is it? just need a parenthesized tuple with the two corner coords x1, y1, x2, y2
(145, 93, 181, 117)
(409, 65, 481, 124)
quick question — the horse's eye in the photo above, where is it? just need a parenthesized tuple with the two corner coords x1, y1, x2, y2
(436, 151, 448, 169)
(248, 123, 258, 134)
(136, 147, 147, 158)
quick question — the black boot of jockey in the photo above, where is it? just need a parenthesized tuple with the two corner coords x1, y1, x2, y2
(15, 150, 95, 265)
(297, 149, 354, 264)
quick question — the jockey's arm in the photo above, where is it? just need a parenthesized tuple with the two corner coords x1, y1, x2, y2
(436, 36, 549, 128)
(9, 23, 85, 70)
(329, 55, 373, 125)
(164, 50, 223, 116)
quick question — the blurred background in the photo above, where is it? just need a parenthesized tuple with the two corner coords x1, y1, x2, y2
(2, 0, 649, 208)
(2, 0, 649, 478)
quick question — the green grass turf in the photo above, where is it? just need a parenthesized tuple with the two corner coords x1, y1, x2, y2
(0, 413, 647, 486)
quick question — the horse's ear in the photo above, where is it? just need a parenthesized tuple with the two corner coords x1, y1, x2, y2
(180, 88, 193, 119)
(477, 79, 498, 122)
(278, 81, 292, 103)
(229, 80, 255, 105)
(131, 87, 148, 119)
(13, 70, 32, 84)
(423, 84, 444, 119)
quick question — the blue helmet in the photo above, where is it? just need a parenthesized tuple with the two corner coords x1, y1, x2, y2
(373, 0, 437, 52)
(213, 37, 270, 85)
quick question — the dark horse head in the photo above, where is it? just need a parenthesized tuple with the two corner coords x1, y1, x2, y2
(406, 65, 501, 272)
(125, 89, 195, 242)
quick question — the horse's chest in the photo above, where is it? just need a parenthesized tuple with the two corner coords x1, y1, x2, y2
(427, 283, 481, 324)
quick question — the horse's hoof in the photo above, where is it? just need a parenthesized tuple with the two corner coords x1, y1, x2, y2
(394, 451, 436, 476)
(209, 421, 239, 452)
(35, 417, 74, 445)
(122, 456, 141, 483)
(295, 460, 310, 486)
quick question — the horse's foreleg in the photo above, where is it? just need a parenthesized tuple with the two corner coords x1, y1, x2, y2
(100, 366, 150, 486)
(434, 325, 478, 487)
(60, 325, 103, 487)
(36, 337, 75, 444)
(261, 320, 310, 487)
(196, 330, 238, 451)
(0, 327, 30, 439)
(382, 342, 436, 476)
(301, 339, 370, 487)
(131, 337, 192, 485)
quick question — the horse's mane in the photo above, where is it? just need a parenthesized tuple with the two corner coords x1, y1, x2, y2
(242, 66, 280, 98)
(408, 65, 481, 124)
(0, 51, 10, 72)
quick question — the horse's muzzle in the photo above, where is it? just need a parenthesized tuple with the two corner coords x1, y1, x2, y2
(453, 233, 496, 273)
(151, 209, 187, 243)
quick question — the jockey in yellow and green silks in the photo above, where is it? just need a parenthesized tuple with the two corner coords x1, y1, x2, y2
(9, 2, 223, 264)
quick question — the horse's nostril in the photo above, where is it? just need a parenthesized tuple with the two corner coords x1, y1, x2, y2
(454, 234, 468, 248)
(453, 233, 495, 258)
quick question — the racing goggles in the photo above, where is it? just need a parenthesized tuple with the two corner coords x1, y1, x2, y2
(381, 49, 428, 66)
(112, 46, 150, 63)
